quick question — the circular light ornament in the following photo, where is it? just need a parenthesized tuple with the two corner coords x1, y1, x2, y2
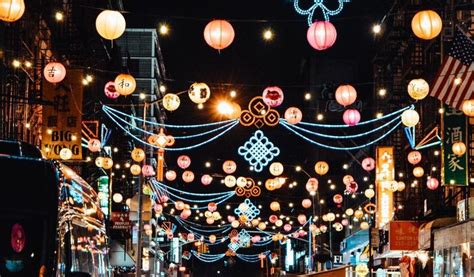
(413, 166, 425, 178)
(113, 193, 123, 203)
(44, 62, 66, 84)
(427, 177, 439, 190)
(354, 210, 364, 219)
(96, 10, 126, 40)
(258, 222, 267, 230)
(307, 21, 337, 50)
(262, 86, 284, 108)
(284, 224, 292, 232)
(162, 93, 181, 111)
(411, 10, 442, 40)
(364, 188, 375, 199)
(114, 74, 136, 96)
(343, 109, 361, 126)
(333, 222, 343, 232)
(203, 19, 235, 50)
(182, 171, 195, 183)
(355, 264, 369, 277)
(188, 82, 211, 104)
(87, 138, 101, 152)
(201, 174, 213, 185)
(209, 235, 217, 244)
(270, 201, 280, 212)
(177, 155, 191, 169)
(207, 202, 217, 212)
(407, 79, 430, 100)
(345, 208, 354, 216)
(305, 178, 319, 194)
(104, 81, 120, 99)
(401, 109, 420, 127)
(361, 157, 375, 171)
(314, 161, 329, 175)
(407, 150, 422, 165)
(131, 148, 145, 162)
(275, 219, 283, 227)
(222, 160, 237, 174)
(397, 181, 406, 192)
(462, 100, 474, 117)
(236, 177, 247, 188)
(335, 85, 357, 107)
(224, 175, 237, 188)
(165, 170, 177, 181)
(59, 148, 72, 160)
(0, 0, 25, 22)
(452, 141, 467, 156)
(302, 199, 312, 209)
(284, 107, 303, 125)
(269, 162, 284, 176)
(130, 164, 141, 175)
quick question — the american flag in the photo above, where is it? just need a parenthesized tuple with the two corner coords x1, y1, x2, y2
(430, 28, 474, 110)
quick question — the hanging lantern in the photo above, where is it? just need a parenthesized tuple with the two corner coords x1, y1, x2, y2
(188, 82, 211, 104)
(114, 74, 136, 96)
(335, 85, 357, 107)
(360, 221, 370, 230)
(270, 201, 280, 211)
(95, 157, 104, 168)
(208, 202, 217, 212)
(43, 62, 66, 84)
(236, 177, 247, 188)
(364, 188, 375, 199)
(343, 175, 354, 186)
(297, 214, 307, 225)
(397, 181, 406, 191)
(361, 157, 375, 171)
(187, 233, 195, 241)
(269, 215, 278, 224)
(269, 162, 284, 176)
(262, 86, 284, 107)
(165, 170, 177, 181)
(333, 194, 343, 204)
(162, 93, 181, 111)
(354, 210, 364, 219)
(201, 174, 213, 185)
(319, 225, 328, 233)
(87, 138, 101, 152)
(314, 161, 329, 175)
(231, 220, 240, 228)
(407, 79, 430, 100)
(307, 21, 337, 50)
(59, 148, 72, 160)
(345, 208, 354, 216)
(462, 100, 474, 117)
(401, 109, 420, 127)
(452, 141, 467, 156)
(251, 235, 261, 243)
(95, 10, 126, 40)
(203, 19, 235, 50)
(333, 222, 343, 232)
(275, 220, 283, 227)
(0, 0, 25, 22)
(411, 10, 442, 40)
(180, 209, 191, 219)
(283, 224, 292, 232)
(104, 81, 120, 99)
(224, 175, 237, 188)
(346, 181, 359, 193)
(182, 171, 195, 183)
(209, 235, 217, 244)
(413, 166, 424, 178)
(154, 204, 163, 215)
(305, 178, 318, 194)
(175, 201, 185, 211)
(131, 148, 145, 162)
(407, 150, 422, 165)
(427, 177, 439, 190)
(229, 102, 242, 119)
(341, 219, 349, 226)
(326, 213, 336, 222)
(302, 199, 312, 209)
(142, 165, 155, 177)
(222, 160, 237, 174)
(258, 222, 267, 230)
(284, 107, 303, 125)
(177, 155, 191, 169)
(130, 164, 141, 175)
(343, 109, 361, 126)
(251, 219, 260, 227)
(265, 178, 279, 191)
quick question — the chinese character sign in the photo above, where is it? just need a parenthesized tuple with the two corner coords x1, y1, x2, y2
(443, 105, 468, 186)
(389, 221, 420, 251)
(375, 147, 394, 229)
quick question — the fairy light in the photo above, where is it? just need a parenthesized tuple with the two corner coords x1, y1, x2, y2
(304, 93, 312, 100)
(319, 199, 325, 204)
(86, 157, 91, 162)
(205, 161, 211, 168)
(24, 61, 32, 68)
(197, 103, 204, 110)
(125, 162, 131, 168)
(376, 112, 383, 118)
(55, 11, 64, 21)
(47, 129, 53, 135)
(139, 93, 146, 100)
(263, 29, 274, 41)
(316, 113, 324, 121)
(454, 77, 462, 85)
(378, 88, 387, 96)
(12, 60, 20, 68)
(230, 90, 237, 98)
(434, 150, 440, 156)
(159, 85, 167, 93)
(343, 164, 349, 170)
(86, 75, 93, 82)
(295, 166, 302, 172)
(113, 147, 118, 153)
(25, 122, 31, 129)
(330, 184, 336, 190)
(159, 24, 169, 35)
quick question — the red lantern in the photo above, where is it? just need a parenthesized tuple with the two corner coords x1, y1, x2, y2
(297, 214, 307, 225)
(142, 165, 155, 177)
(180, 209, 191, 219)
(407, 151, 422, 165)
(208, 202, 217, 212)
(343, 109, 361, 126)
(427, 177, 439, 190)
(361, 157, 376, 171)
(165, 170, 177, 181)
(283, 224, 292, 232)
(203, 20, 235, 50)
(302, 199, 312, 209)
(346, 181, 358, 193)
(44, 62, 66, 83)
(222, 160, 237, 174)
(284, 107, 303, 125)
(269, 215, 278, 224)
(104, 81, 119, 99)
(306, 21, 337, 50)
(11, 224, 25, 253)
(262, 86, 284, 107)
(182, 171, 195, 183)
(177, 155, 191, 169)
(335, 85, 357, 107)
(201, 174, 213, 185)
(87, 138, 101, 152)
(305, 178, 319, 193)
(343, 175, 354, 185)
(333, 194, 343, 204)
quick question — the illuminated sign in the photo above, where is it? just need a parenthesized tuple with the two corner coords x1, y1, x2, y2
(375, 147, 394, 228)
(97, 176, 109, 216)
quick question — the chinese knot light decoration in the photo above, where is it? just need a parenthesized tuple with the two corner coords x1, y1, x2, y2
(407, 150, 422, 165)
(131, 148, 145, 162)
(114, 74, 136, 96)
(222, 160, 237, 174)
(203, 19, 235, 50)
(314, 161, 329, 175)
(452, 142, 467, 156)
(177, 155, 191, 169)
(305, 178, 318, 194)
(411, 10, 442, 40)
(142, 165, 155, 177)
(165, 170, 177, 181)
(59, 148, 72, 160)
(407, 79, 430, 100)
(44, 62, 66, 84)
(284, 107, 303, 125)
(269, 162, 284, 176)
(401, 109, 420, 127)
(462, 100, 474, 117)
(270, 201, 280, 212)
(95, 10, 126, 40)
(361, 157, 375, 171)
(262, 86, 284, 108)
(343, 109, 361, 126)
(0, 0, 25, 22)
(427, 177, 439, 190)
(104, 81, 120, 99)
(87, 138, 101, 152)
(182, 171, 195, 183)
(413, 166, 424, 178)
(302, 199, 312, 208)
(306, 21, 337, 51)
(188, 82, 211, 104)
(201, 174, 213, 185)
(162, 93, 181, 111)
(335, 85, 357, 107)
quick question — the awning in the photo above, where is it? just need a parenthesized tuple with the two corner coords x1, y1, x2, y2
(109, 241, 135, 267)
(418, 217, 456, 250)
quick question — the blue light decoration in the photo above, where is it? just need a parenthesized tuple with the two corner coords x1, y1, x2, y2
(238, 130, 280, 172)
(404, 126, 416, 149)
(238, 229, 252, 247)
(234, 198, 261, 221)
(228, 241, 240, 252)
(294, 0, 351, 25)
(191, 251, 226, 263)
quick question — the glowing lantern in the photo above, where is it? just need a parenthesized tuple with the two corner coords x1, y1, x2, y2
(160, 195, 169, 203)
(0, 0, 25, 22)
(296, 215, 306, 225)
(201, 174, 213, 185)
(389, 180, 399, 192)
(333, 222, 343, 232)
(407, 79, 430, 100)
(206, 217, 215, 225)
(231, 220, 240, 228)
(162, 93, 181, 111)
(397, 181, 406, 191)
(411, 10, 442, 40)
(302, 199, 312, 209)
(269, 162, 284, 176)
(361, 157, 375, 171)
(251, 219, 260, 227)
(182, 171, 195, 183)
(462, 100, 474, 117)
(333, 194, 343, 204)
(95, 10, 126, 40)
(364, 188, 375, 199)
(262, 86, 284, 107)
(208, 202, 217, 212)
(203, 19, 235, 50)
(95, 157, 104, 168)
(269, 215, 278, 223)
(87, 138, 101, 152)
(131, 148, 145, 162)
(258, 222, 267, 230)
(154, 204, 163, 214)
(229, 103, 242, 119)
(345, 208, 354, 216)
(209, 235, 217, 244)
(343, 175, 354, 186)
(305, 178, 319, 194)
(142, 165, 155, 177)
(307, 21, 337, 50)
(360, 222, 370, 230)
(177, 155, 191, 169)
(251, 236, 261, 243)
(130, 164, 141, 175)
(314, 161, 329, 175)
(407, 151, 422, 165)
(401, 109, 420, 127)
(180, 209, 191, 219)
(236, 177, 247, 188)
(43, 62, 66, 84)
(452, 142, 466, 156)
(427, 177, 439, 190)
(204, 211, 212, 218)
(413, 167, 424, 178)
(224, 175, 236, 188)
(270, 202, 280, 211)
(355, 264, 369, 277)
(346, 181, 358, 193)
(343, 109, 361, 126)
(354, 210, 364, 219)
(104, 81, 119, 99)
(284, 224, 292, 232)
(341, 219, 349, 226)
(187, 233, 195, 241)
(284, 107, 303, 125)
(112, 193, 122, 203)
(320, 225, 328, 233)
(275, 220, 283, 227)
(114, 74, 136, 96)
(165, 170, 177, 181)
(222, 160, 237, 174)
(175, 201, 185, 211)
(335, 85, 357, 107)
(58, 148, 72, 160)
(188, 82, 211, 104)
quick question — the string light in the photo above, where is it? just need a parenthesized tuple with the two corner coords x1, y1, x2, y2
(330, 184, 336, 190)
(197, 103, 204, 110)
(205, 161, 211, 168)
(12, 60, 20, 68)
(86, 75, 93, 82)
(454, 77, 462, 85)
(295, 166, 302, 172)
(376, 112, 383, 118)
(343, 164, 349, 170)
(230, 90, 237, 98)
(294, 0, 349, 24)
(139, 93, 146, 100)
(25, 122, 31, 129)
(378, 88, 387, 96)
(263, 29, 274, 41)
(55, 11, 64, 21)
(304, 93, 312, 100)
(434, 150, 440, 156)
(372, 24, 381, 34)
(159, 84, 167, 93)
(159, 24, 169, 35)
(438, 108, 444, 114)
(316, 113, 324, 121)
(24, 61, 32, 68)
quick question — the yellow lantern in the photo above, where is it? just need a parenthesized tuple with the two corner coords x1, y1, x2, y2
(360, 222, 370, 230)
(411, 10, 442, 40)
(130, 164, 141, 175)
(275, 219, 283, 227)
(95, 10, 126, 40)
(407, 79, 430, 100)
(224, 175, 236, 188)
(188, 82, 211, 104)
(269, 162, 284, 176)
(114, 74, 136, 96)
(258, 222, 267, 230)
(131, 148, 145, 162)
(462, 100, 474, 117)
(354, 210, 364, 219)
(236, 177, 247, 188)
(452, 141, 466, 156)
(345, 208, 354, 216)
(397, 181, 406, 192)
(314, 161, 329, 175)
(413, 166, 424, 178)
(401, 109, 420, 127)
(102, 157, 113, 169)
(0, 0, 25, 22)
(231, 220, 240, 228)
(59, 148, 72, 160)
(251, 219, 260, 227)
(364, 188, 375, 199)
(270, 201, 280, 211)
(162, 93, 181, 111)
(95, 157, 104, 168)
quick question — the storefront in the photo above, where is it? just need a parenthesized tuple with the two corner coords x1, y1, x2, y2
(340, 230, 369, 265)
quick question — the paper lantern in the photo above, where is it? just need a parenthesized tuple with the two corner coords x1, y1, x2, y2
(251, 219, 260, 227)
(427, 177, 439, 190)
(305, 178, 319, 193)
(361, 157, 375, 171)
(131, 148, 145, 162)
(187, 233, 195, 241)
(333, 222, 343, 232)
(333, 194, 343, 204)
(360, 221, 370, 230)
(269, 162, 284, 176)
(177, 155, 191, 169)
(452, 141, 466, 156)
(354, 210, 364, 219)
(182, 171, 195, 183)
(165, 170, 177, 181)
(104, 81, 119, 99)
(175, 201, 185, 211)
(96, 10, 126, 40)
(154, 204, 163, 214)
(326, 213, 336, 222)
(343, 109, 361, 126)
(206, 217, 215, 225)
(236, 177, 247, 188)
(142, 165, 155, 177)
(341, 219, 349, 226)
(355, 264, 369, 277)
(208, 234, 217, 244)
(364, 188, 375, 199)
(413, 166, 424, 178)
(180, 209, 191, 219)
(222, 160, 237, 174)
(87, 138, 101, 152)
(401, 110, 420, 127)
(0, 0, 25, 22)
(269, 215, 278, 224)
(335, 85, 357, 107)
(95, 157, 104, 168)
(201, 174, 213, 185)
(258, 222, 267, 230)
(262, 86, 284, 107)
(283, 224, 292, 232)
(204, 211, 212, 218)
(411, 10, 442, 40)
(224, 175, 236, 188)
(203, 19, 235, 50)
(43, 62, 66, 83)
(227, 215, 235, 223)
(319, 225, 328, 233)
(130, 164, 141, 176)
(270, 201, 280, 211)
(397, 181, 406, 192)
(238, 203, 249, 213)
(188, 82, 211, 104)
(284, 107, 303, 125)
(462, 100, 474, 117)
(346, 181, 358, 193)
(307, 21, 337, 50)
(275, 220, 283, 227)
(208, 202, 217, 212)
(162, 93, 181, 111)
(159, 195, 169, 204)
(389, 180, 399, 191)
(231, 220, 240, 228)
(407, 79, 430, 100)
(59, 148, 72, 160)
(114, 74, 136, 96)
(343, 175, 354, 186)
(407, 150, 422, 165)
(302, 199, 312, 209)
(251, 236, 261, 243)
(314, 161, 329, 175)
(297, 214, 307, 225)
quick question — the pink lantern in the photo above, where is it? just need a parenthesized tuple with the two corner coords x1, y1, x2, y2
(262, 86, 284, 107)
(343, 109, 361, 126)
(208, 202, 217, 212)
(154, 204, 163, 214)
(333, 194, 343, 204)
(284, 107, 303, 125)
(206, 217, 215, 225)
(44, 62, 66, 83)
(408, 151, 422, 165)
(87, 138, 101, 152)
(227, 215, 236, 223)
(251, 235, 261, 243)
(104, 81, 120, 99)
(346, 181, 359, 193)
(307, 21, 337, 50)
(297, 214, 307, 225)
(182, 171, 195, 183)
(306, 178, 319, 193)
(11, 224, 25, 253)
(298, 230, 307, 237)
(341, 219, 349, 226)
(203, 19, 235, 50)
(427, 177, 439, 190)
(159, 195, 169, 204)
(335, 85, 357, 107)
(142, 165, 155, 177)
(165, 170, 177, 181)
(283, 224, 292, 232)
(175, 201, 185, 211)
(177, 155, 191, 169)
(231, 236, 239, 243)
(180, 209, 191, 219)
(269, 215, 278, 224)
(343, 175, 354, 185)
(187, 233, 195, 241)
(201, 174, 213, 185)
(222, 160, 237, 174)
(361, 157, 376, 171)
(209, 235, 217, 244)
(302, 199, 312, 208)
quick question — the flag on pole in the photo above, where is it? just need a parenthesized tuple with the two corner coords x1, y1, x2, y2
(430, 28, 474, 110)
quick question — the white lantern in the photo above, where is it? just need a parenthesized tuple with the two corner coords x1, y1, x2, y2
(401, 110, 420, 127)
(96, 10, 126, 40)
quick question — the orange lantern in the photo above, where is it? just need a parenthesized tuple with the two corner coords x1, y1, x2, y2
(413, 166, 424, 178)
(102, 157, 113, 170)
(284, 107, 303, 125)
(203, 19, 235, 50)
(411, 10, 442, 40)
(222, 160, 237, 174)
(452, 141, 467, 156)
(462, 100, 474, 117)
(343, 175, 354, 186)
(177, 155, 191, 169)
(314, 161, 329, 175)
(44, 62, 66, 84)
(114, 74, 136, 96)
(87, 138, 101, 152)
(354, 210, 364, 219)
(335, 85, 357, 107)
(302, 199, 312, 209)
(182, 171, 195, 183)
(258, 222, 267, 230)
(269, 162, 284, 176)
(165, 170, 177, 181)
(270, 201, 280, 211)
(175, 201, 185, 211)
(131, 148, 145, 162)
(407, 150, 422, 165)
(206, 217, 215, 225)
(142, 165, 155, 177)
(0, 0, 25, 22)
(130, 164, 141, 175)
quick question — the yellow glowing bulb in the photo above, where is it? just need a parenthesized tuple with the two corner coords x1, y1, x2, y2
(304, 93, 311, 100)
(197, 103, 204, 110)
(24, 61, 32, 68)
(376, 112, 383, 118)
(230, 90, 237, 98)
(378, 88, 387, 96)
(263, 29, 273, 41)
(316, 113, 324, 121)
(86, 75, 93, 82)
(55, 11, 64, 21)
(159, 24, 169, 35)
(139, 93, 146, 100)
(454, 77, 462, 85)
(12, 60, 20, 68)
(217, 101, 233, 115)
(373, 24, 381, 34)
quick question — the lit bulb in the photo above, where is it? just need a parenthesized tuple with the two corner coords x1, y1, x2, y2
(24, 61, 32, 68)
(197, 103, 204, 110)
(263, 29, 273, 41)
(139, 93, 146, 100)
(454, 77, 462, 85)
(205, 162, 211, 168)
(295, 166, 302, 172)
(55, 11, 64, 21)
(304, 93, 311, 100)
(372, 24, 381, 34)
(12, 60, 21, 68)
(376, 112, 383, 118)
(159, 85, 167, 93)
(159, 24, 169, 35)
(378, 88, 387, 96)
(230, 90, 237, 98)
(316, 113, 324, 121)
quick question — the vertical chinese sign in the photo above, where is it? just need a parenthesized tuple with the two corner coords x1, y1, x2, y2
(375, 147, 395, 229)
(41, 69, 83, 160)
(443, 105, 468, 186)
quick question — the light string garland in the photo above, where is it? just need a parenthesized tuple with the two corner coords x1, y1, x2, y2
(293, 0, 351, 25)
(190, 250, 271, 263)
